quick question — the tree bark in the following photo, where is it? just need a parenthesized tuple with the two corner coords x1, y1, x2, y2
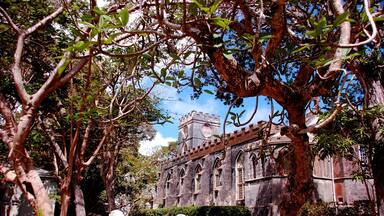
(60, 181, 71, 216)
(369, 79, 384, 216)
(73, 182, 86, 216)
(373, 146, 384, 216)
(280, 108, 314, 216)
(106, 180, 116, 212)
(11, 136, 53, 216)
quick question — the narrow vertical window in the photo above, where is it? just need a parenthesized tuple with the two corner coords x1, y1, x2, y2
(165, 173, 171, 197)
(251, 154, 257, 179)
(213, 158, 222, 189)
(236, 152, 245, 201)
(179, 169, 185, 195)
(194, 165, 202, 193)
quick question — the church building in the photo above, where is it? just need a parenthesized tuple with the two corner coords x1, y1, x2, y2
(154, 111, 372, 215)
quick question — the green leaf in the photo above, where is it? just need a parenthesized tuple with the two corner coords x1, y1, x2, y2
(177, 70, 185, 78)
(333, 12, 349, 28)
(208, 0, 221, 14)
(161, 68, 167, 78)
(322, 51, 361, 67)
(292, 43, 313, 54)
(99, 15, 112, 28)
(258, 34, 272, 43)
(210, 17, 232, 30)
(94, 7, 106, 16)
(0, 24, 10, 33)
(239, 110, 245, 118)
(79, 21, 95, 28)
(104, 33, 122, 45)
(194, 78, 202, 88)
(373, 17, 384, 22)
(242, 33, 254, 42)
(119, 8, 129, 26)
(57, 59, 70, 76)
(191, 0, 204, 9)
(203, 89, 214, 95)
(73, 41, 87, 51)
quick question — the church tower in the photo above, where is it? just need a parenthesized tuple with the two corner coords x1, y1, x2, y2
(177, 111, 220, 154)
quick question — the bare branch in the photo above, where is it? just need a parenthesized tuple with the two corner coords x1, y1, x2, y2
(40, 119, 68, 168)
(83, 126, 112, 166)
(0, 7, 21, 33)
(337, 0, 378, 48)
(25, 5, 65, 36)
(327, 0, 351, 73)
(43, 58, 89, 99)
(300, 104, 343, 134)
(79, 120, 93, 163)
(98, 38, 167, 58)
(12, 35, 30, 105)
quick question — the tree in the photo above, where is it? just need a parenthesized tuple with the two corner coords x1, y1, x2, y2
(138, 0, 381, 215)
(0, 1, 88, 214)
(0, 0, 175, 214)
(315, 44, 384, 215)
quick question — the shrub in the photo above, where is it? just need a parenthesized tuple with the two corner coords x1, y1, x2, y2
(298, 202, 335, 216)
(130, 205, 251, 216)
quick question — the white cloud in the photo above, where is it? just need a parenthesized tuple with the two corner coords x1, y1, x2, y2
(151, 84, 221, 118)
(139, 132, 176, 156)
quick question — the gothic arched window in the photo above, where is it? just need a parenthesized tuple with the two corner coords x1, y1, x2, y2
(213, 158, 222, 189)
(165, 173, 172, 197)
(178, 168, 185, 194)
(236, 152, 245, 200)
(194, 164, 203, 192)
(250, 154, 257, 179)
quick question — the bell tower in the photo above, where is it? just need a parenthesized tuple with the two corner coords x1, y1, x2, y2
(177, 111, 220, 154)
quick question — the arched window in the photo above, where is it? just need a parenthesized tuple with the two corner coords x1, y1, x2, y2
(250, 154, 257, 179)
(178, 169, 185, 194)
(236, 152, 245, 200)
(213, 158, 222, 189)
(194, 164, 203, 193)
(165, 173, 172, 197)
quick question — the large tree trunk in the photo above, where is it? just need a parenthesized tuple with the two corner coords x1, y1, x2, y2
(60, 181, 71, 216)
(12, 143, 53, 216)
(280, 108, 314, 216)
(73, 182, 86, 216)
(369, 79, 384, 215)
(106, 180, 116, 212)
(373, 145, 384, 216)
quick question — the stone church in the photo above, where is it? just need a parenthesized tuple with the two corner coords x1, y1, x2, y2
(154, 111, 372, 215)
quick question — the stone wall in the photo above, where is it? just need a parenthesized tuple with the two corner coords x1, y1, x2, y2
(155, 111, 374, 215)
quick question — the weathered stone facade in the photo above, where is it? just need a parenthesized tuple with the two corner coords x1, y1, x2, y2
(154, 111, 373, 215)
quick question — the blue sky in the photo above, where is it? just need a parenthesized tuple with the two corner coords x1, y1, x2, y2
(139, 83, 273, 155)
(94, 0, 276, 155)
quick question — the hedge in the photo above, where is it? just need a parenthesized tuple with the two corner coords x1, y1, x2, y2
(298, 200, 374, 216)
(130, 206, 251, 216)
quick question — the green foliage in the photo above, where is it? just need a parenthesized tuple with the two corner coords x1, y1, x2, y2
(130, 206, 251, 216)
(192, 0, 221, 15)
(210, 17, 232, 30)
(314, 106, 384, 161)
(314, 133, 356, 160)
(298, 202, 334, 216)
(298, 201, 373, 216)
